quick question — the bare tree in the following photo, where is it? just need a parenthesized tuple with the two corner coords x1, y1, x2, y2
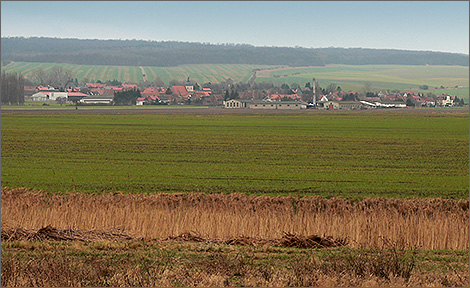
(31, 68, 47, 85)
(363, 81, 372, 94)
(1, 72, 25, 105)
(48, 66, 73, 89)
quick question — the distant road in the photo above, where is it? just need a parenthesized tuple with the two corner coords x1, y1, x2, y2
(139, 67, 147, 82)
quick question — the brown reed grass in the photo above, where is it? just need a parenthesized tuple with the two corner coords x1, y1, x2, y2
(1, 187, 468, 250)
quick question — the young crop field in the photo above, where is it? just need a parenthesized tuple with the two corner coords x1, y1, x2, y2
(1, 61, 278, 85)
(255, 64, 469, 98)
(1, 110, 468, 199)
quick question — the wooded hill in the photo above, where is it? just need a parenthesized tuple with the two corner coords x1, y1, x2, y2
(2, 37, 468, 67)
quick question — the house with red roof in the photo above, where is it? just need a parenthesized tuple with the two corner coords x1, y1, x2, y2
(136, 97, 147, 105)
(142, 87, 160, 97)
(37, 85, 57, 91)
(85, 83, 107, 88)
(171, 86, 188, 97)
(121, 83, 138, 90)
(268, 93, 301, 101)
(329, 91, 343, 101)
(211, 94, 224, 106)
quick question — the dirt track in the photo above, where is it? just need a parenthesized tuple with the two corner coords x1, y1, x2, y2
(1, 106, 466, 115)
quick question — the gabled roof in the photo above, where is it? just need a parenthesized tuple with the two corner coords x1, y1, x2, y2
(37, 85, 56, 91)
(32, 92, 50, 96)
(171, 86, 188, 96)
(122, 83, 138, 89)
(319, 95, 329, 102)
(143, 87, 159, 94)
(86, 83, 107, 88)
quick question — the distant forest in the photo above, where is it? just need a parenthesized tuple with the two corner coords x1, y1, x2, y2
(2, 37, 468, 67)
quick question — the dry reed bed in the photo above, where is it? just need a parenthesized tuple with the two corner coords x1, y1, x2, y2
(1, 226, 347, 249)
(1, 187, 468, 250)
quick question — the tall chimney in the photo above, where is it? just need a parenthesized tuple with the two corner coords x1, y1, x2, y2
(312, 78, 316, 106)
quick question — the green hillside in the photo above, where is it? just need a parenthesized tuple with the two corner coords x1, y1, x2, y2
(255, 64, 469, 93)
(2, 62, 468, 98)
(1, 62, 279, 85)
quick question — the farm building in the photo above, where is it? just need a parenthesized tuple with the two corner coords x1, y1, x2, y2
(317, 100, 340, 110)
(224, 99, 307, 109)
(360, 100, 406, 108)
(30, 91, 68, 101)
(78, 96, 114, 105)
(67, 92, 89, 102)
(250, 101, 307, 110)
(224, 99, 249, 108)
(338, 101, 365, 110)
(30, 92, 48, 102)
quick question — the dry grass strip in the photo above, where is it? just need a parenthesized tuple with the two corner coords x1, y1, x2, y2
(1, 226, 347, 249)
(1, 225, 137, 242)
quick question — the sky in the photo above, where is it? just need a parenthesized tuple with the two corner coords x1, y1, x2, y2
(1, 1, 469, 54)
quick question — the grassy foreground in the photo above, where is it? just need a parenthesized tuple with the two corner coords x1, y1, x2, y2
(1, 110, 468, 199)
(1, 240, 468, 287)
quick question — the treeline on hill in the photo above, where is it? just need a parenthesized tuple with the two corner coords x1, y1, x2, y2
(1, 37, 468, 67)
(1, 72, 25, 105)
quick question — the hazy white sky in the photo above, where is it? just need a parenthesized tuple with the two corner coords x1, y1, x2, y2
(1, 1, 469, 54)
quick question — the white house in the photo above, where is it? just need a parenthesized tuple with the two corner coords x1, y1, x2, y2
(30, 92, 48, 102)
(48, 92, 68, 101)
(30, 91, 68, 101)
(439, 95, 453, 107)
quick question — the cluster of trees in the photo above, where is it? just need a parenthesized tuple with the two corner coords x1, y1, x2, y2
(224, 89, 239, 101)
(113, 88, 141, 105)
(31, 66, 75, 89)
(1, 72, 25, 105)
(342, 93, 359, 101)
(2, 37, 468, 67)
(453, 96, 466, 106)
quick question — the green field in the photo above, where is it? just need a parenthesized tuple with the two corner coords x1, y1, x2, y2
(2, 62, 468, 98)
(1, 62, 278, 86)
(1, 110, 468, 199)
(255, 64, 469, 96)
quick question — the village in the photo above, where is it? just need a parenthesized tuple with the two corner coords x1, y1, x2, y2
(25, 78, 463, 110)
